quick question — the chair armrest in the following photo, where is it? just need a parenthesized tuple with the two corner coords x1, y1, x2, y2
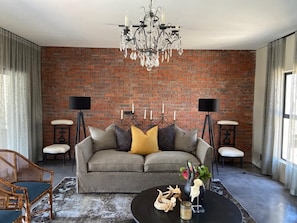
(0, 178, 27, 194)
(0, 186, 23, 209)
(0, 178, 34, 223)
(75, 136, 93, 174)
(195, 137, 213, 172)
(15, 154, 54, 185)
(0, 178, 29, 206)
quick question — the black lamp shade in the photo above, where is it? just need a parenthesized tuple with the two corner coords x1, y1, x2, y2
(198, 98, 219, 112)
(69, 96, 91, 110)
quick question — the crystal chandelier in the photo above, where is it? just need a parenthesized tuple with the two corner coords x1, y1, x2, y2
(119, 0, 183, 71)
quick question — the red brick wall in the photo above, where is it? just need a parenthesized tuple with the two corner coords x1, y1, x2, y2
(41, 47, 255, 162)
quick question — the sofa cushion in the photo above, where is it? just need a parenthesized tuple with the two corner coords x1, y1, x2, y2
(174, 126, 198, 153)
(88, 150, 144, 172)
(89, 124, 117, 152)
(129, 125, 160, 155)
(144, 151, 200, 172)
(115, 125, 132, 152)
(158, 124, 175, 151)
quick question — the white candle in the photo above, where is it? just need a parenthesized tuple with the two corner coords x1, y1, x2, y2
(132, 103, 134, 114)
(150, 110, 153, 120)
(125, 15, 128, 26)
(173, 111, 176, 121)
(162, 103, 165, 114)
(161, 13, 165, 24)
(120, 109, 123, 120)
(144, 109, 147, 119)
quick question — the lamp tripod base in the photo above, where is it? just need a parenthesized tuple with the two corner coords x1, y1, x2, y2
(75, 111, 86, 144)
(201, 112, 219, 175)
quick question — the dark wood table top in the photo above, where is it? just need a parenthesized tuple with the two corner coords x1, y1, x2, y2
(131, 185, 242, 223)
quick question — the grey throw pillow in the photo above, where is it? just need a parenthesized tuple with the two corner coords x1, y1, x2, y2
(174, 126, 198, 153)
(115, 126, 132, 152)
(158, 124, 175, 151)
(89, 124, 117, 152)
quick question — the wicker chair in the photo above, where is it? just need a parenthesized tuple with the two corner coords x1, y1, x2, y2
(0, 149, 54, 222)
(0, 186, 24, 223)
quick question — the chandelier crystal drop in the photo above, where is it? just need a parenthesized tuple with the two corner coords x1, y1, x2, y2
(119, 0, 183, 71)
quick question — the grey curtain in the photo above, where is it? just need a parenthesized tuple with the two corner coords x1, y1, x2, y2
(0, 28, 42, 162)
(261, 38, 285, 180)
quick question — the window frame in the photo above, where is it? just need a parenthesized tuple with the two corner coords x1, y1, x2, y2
(281, 71, 292, 161)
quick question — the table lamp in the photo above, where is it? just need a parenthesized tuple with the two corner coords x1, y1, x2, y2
(69, 96, 91, 144)
(198, 98, 219, 174)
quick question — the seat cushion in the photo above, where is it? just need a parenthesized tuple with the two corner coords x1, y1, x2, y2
(0, 210, 22, 223)
(89, 124, 117, 152)
(88, 150, 144, 172)
(51, 119, 73, 125)
(218, 147, 244, 157)
(43, 144, 70, 154)
(129, 125, 160, 155)
(217, 120, 239, 126)
(144, 151, 200, 172)
(13, 181, 51, 202)
(174, 126, 198, 153)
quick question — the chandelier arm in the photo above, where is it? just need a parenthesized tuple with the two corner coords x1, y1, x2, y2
(118, 0, 182, 71)
(151, 22, 159, 54)
(134, 27, 146, 52)
(157, 29, 170, 52)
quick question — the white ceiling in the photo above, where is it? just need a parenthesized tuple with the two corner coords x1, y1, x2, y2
(1, 0, 297, 50)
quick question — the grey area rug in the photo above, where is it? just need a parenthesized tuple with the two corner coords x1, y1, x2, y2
(32, 177, 255, 223)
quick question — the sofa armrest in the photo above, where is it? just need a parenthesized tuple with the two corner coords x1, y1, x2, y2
(75, 136, 93, 174)
(195, 137, 213, 172)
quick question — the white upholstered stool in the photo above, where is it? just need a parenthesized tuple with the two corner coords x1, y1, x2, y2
(43, 119, 73, 165)
(217, 120, 244, 168)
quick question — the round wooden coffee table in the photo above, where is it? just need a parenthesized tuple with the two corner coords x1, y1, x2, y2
(131, 185, 242, 223)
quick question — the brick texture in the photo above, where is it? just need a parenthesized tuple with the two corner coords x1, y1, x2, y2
(41, 47, 255, 162)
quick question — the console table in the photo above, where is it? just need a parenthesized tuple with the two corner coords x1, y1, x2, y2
(131, 185, 242, 223)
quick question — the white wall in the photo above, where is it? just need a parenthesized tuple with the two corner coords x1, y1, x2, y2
(252, 46, 267, 168)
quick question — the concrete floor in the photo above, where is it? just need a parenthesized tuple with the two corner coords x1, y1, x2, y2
(42, 160, 297, 223)
(214, 162, 297, 223)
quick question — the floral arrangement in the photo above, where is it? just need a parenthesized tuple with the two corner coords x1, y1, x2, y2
(179, 161, 211, 182)
(180, 161, 211, 212)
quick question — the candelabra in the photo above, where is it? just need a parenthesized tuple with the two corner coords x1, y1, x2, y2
(120, 104, 176, 128)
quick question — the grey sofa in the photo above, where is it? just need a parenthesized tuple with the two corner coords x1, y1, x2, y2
(75, 124, 213, 193)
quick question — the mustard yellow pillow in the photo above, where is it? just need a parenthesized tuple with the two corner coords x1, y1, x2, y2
(129, 125, 160, 155)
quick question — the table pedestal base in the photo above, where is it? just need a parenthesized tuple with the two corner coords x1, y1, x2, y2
(192, 204, 205, 213)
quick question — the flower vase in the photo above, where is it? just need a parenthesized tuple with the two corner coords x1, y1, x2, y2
(199, 184, 206, 206)
(192, 185, 205, 213)
(184, 179, 193, 200)
(184, 162, 194, 200)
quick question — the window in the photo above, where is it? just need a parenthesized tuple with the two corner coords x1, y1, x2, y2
(282, 72, 297, 164)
